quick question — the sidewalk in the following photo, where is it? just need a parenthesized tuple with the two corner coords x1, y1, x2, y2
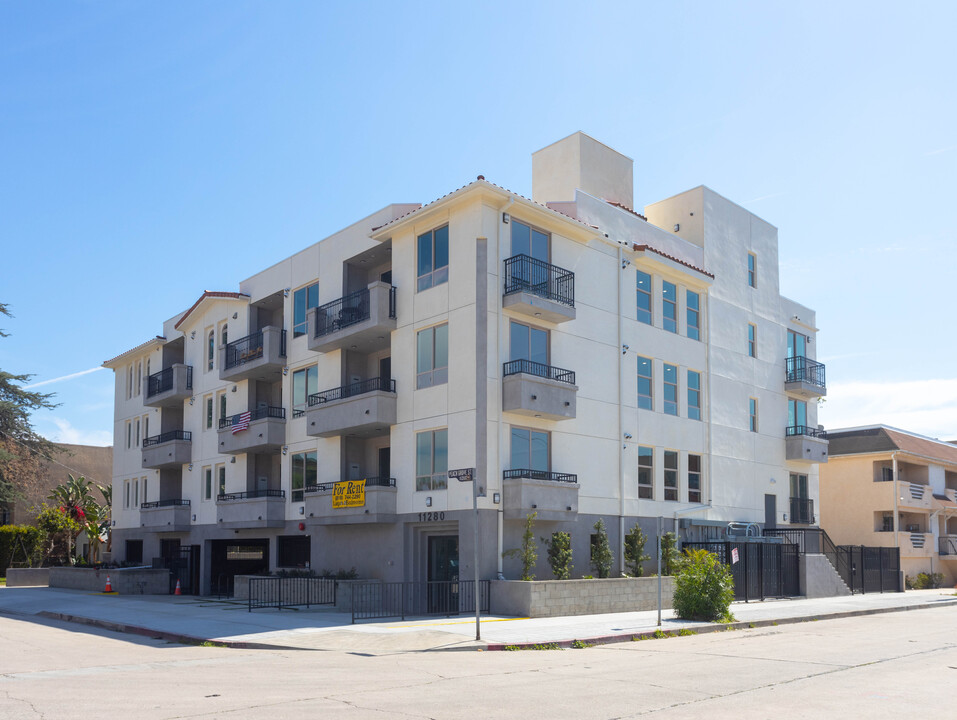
(1, 585, 954, 653)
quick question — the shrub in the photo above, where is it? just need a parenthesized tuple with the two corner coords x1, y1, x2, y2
(542, 531, 573, 580)
(908, 572, 944, 589)
(623, 524, 650, 576)
(0, 524, 44, 576)
(672, 548, 735, 622)
(590, 518, 613, 578)
(660, 532, 679, 576)
(504, 512, 538, 580)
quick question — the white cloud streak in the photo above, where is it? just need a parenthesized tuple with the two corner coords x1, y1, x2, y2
(924, 144, 957, 156)
(24, 366, 105, 389)
(46, 418, 112, 447)
(821, 378, 957, 439)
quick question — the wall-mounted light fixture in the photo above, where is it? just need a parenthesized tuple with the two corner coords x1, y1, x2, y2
(282, 367, 289, 376)
(189, 397, 195, 406)
(493, 492, 500, 504)
(502, 213, 510, 224)
(230, 457, 236, 464)
(188, 463, 193, 471)
(426, 496, 432, 507)
(231, 385, 237, 392)
(232, 312, 238, 319)
(282, 446, 288, 456)
(192, 514, 196, 521)
(673, 224, 680, 232)
(190, 331, 196, 339)
(298, 506, 304, 515)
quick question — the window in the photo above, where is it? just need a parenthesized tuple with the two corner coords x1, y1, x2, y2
(127, 365, 133, 399)
(510, 427, 549, 472)
(664, 451, 678, 501)
(688, 370, 701, 420)
(880, 467, 894, 483)
(416, 429, 448, 491)
(207, 330, 215, 371)
(293, 282, 319, 338)
(688, 454, 702, 503)
(748, 323, 756, 358)
(416, 324, 449, 389)
(133, 479, 139, 507)
(509, 321, 548, 364)
(204, 467, 212, 501)
(124, 479, 130, 508)
(136, 362, 142, 396)
(638, 446, 653, 499)
(221, 323, 228, 347)
(881, 514, 894, 532)
(278, 536, 311, 568)
(787, 329, 806, 359)
(135, 418, 140, 447)
(142, 476, 148, 505)
(126, 421, 132, 449)
(637, 356, 653, 410)
(788, 398, 807, 430)
(292, 366, 319, 417)
(748, 252, 756, 288)
(417, 225, 449, 291)
(206, 395, 213, 429)
(125, 539, 143, 564)
(511, 219, 549, 261)
(216, 464, 226, 496)
(143, 415, 149, 442)
(218, 392, 227, 422)
(663, 364, 678, 416)
(636, 271, 652, 325)
(749, 398, 758, 432)
(686, 291, 700, 340)
(662, 282, 677, 333)
(291, 451, 317, 502)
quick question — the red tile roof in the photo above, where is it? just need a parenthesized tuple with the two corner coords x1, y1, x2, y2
(174, 291, 249, 330)
(632, 244, 714, 279)
(606, 201, 648, 222)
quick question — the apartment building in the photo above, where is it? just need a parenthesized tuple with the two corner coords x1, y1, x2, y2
(821, 426, 957, 584)
(103, 132, 828, 593)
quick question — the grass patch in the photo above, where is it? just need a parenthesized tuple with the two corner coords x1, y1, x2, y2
(0, 577, 6, 586)
(678, 628, 696, 636)
(504, 643, 562, 651)
(570, 639, 591, 649)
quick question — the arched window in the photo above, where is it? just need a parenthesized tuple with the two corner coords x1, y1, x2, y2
(221, 324, 228, 347)
(208, 330, 215, 371)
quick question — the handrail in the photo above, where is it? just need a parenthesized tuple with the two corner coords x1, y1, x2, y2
(141, 498, 190, 509)
(786, 425, 828, 439)
(143, 430, 192, 447)
(217, 489, 285, 501)
(224, 329, 286, 370)
(146, 365, 193, 397)
(503, 469, 577, 483)
(308, 377, 396, 406)
(503, 359, 576, 385)
(504, 254, 575, 307)
(218, 406, 286, 430)
(785, 356, 826, 388)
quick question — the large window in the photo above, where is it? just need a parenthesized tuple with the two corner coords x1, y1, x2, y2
(205, 395, 213, 429)
(417, 225, 449, 291)
(637, 356, 653, 410)
(687, 290, 700, 340)
(204, 467, 212, 501)
(292, 366, 319, 417)
(291, 451, 317, 502)
(688, 370, 701, 420)
(416, 323, 449, 389)
(278, 536, 311, 568)
(293, 282, 319, 338)
(787, 329, 806, 358)
(510, 427, 549, 472)
(511, 219, 549, 261)
(416, 429, 448, 491)
(748, 252, 756, 288)
(748, 323, 757, 358)
(207, 330, 215, 371)
(662, 282, 677, 333)
(664, 450, 678, 501)
(510, 321, 548, 364)
(636, 271, 652, 325)
(218, 392, 227, 422)
(788, 398, 807, 429)
(638, 446, 653, 499)
(688, 454, 702, 503)
(663, 364, 678, 416)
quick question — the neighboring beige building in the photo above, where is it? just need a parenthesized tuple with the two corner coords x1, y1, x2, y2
(821, 426, 957, 584)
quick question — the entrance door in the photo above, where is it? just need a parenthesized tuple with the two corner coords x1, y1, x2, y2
(378, 447, 391, 480)
(427, 535, 459, 613)
(210, 539, 269, 596)
(765, 494, 777, 529)
(379, 357, 392, 387)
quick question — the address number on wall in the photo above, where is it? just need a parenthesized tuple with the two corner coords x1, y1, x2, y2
(417, 512, 446, 522)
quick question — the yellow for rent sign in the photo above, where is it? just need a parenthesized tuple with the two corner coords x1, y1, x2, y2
(332, 479, 366, 509)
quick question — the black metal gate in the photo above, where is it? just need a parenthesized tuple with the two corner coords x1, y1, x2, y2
(165, 546, 200, 595)
(682, 541, 800, 601)
(840, 546, 900, 593)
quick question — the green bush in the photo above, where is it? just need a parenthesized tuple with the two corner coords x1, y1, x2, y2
(672, 548, 735, 622)
(623, 524, 650, 576)
(907, 572, 944, 590)
(0, 525, 44, 576)
(543, 531, 573, 580)
(660, 532, 679, 576)
(590, 518, 613, 578)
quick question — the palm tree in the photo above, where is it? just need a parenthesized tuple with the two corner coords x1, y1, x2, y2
(48, 475, 101, 563)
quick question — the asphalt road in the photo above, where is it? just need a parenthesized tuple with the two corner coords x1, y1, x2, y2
(1, 605, 955, 719)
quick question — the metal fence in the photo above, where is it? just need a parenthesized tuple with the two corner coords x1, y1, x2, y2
(503, 359, 576, 385)
(351, 580, 490, 623)
(682, 541, 800, 601)
(502, 469, 578, 483)
(504, 254, 575, 307)
(147, 365, 193, 397)
(248, 576, 337, 611)
(839, 546, 900, 594)
(308, 377, 396, 405)
(785, 356, 826, 388)
(142, 430, 192, 447)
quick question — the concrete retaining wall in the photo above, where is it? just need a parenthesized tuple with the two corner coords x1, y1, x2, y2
(800, 554, 852, 598)
(491, 576, 675, 618)
(48, 567, 170, 595)
(5, 568, 51, 587)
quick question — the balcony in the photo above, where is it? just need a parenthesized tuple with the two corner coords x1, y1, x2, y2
(898, 481, 933, 511)
(217, 407, 286, 455)
(939, 536, 957, 557)
(304, 477, 397, 525)
(789, 496, 815, 525)
(502, 360, 577, 421)
(216, 489, 285, 528)
(503, 255, 576, 323)
(139, 499, 191, 532)
(219, 327, 287, 383)
(785, 425, 829, 463)
(143, 365, 193, 408)
(901, 532, 931, 558)
(308, 283, 396, 354)
(305, 378, 396, 438)
(785, 356, 827, 398)
(141, 431, 192, 469)
(502, 469, 579, 522)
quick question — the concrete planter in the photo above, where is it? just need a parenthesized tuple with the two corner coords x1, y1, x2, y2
(491, 576, 674, 618)
(5, 568, 51, 587)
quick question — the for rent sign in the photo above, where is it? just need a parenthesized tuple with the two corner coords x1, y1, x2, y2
(332, 479, 366, 509)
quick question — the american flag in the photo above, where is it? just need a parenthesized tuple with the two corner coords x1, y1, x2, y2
(232, 411, 251, 434)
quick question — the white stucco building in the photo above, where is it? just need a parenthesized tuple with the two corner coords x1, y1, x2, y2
(103, 132, 827, 593)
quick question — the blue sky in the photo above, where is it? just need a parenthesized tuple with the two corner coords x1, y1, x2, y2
(2, 1, 955, 445)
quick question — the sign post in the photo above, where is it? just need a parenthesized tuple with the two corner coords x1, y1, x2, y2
(657, 515, 663, 627)
(448, 467, 482, 640)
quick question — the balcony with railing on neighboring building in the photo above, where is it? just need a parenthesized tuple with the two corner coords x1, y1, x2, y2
(217, 406, 286, 454)
(502, 469, 578, 522)
(503, 254, 576, 323)
(143, 365, 193, 408)
(502, 359, 577, 420)
(139, 498, 191, 532)
(304, 476, 397, 525)
(141, 430, 192, 469)
(789, 496, 815, 525)
(938, 536, 957, 557)
(305, 378, 396, 438)
(785, 356, 827, 398)
(785, 425, 829, 463)
(216, 488, 285, 528)
(219, 327, 287, 383)
(898, 480, 933, 511)
(308, 283, 396, 354)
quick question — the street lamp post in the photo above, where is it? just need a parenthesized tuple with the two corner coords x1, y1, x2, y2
(449, 467, 482, 640)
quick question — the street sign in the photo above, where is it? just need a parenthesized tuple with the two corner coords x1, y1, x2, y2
(448, 468, 474, 482)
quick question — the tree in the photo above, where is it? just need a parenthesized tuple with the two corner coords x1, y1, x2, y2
(590, 518, 613, 578)
(542, 531, 573, 580)
(660, 532, 679, 576)
(0, 303, 60, 510)
(49, 475, 107, 563)
(623, 523, 651, 577)
(504, 511, 538, 580)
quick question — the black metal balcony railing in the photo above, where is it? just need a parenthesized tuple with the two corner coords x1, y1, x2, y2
(217, 489, 286, 502)
(790, 496, 815, 524)
(304, 477, 396, 494)
(140, 498, 191, 509)
(503, 359, 576, 385)
(218, 406, 286, 430)
(146, 366, 193, 397)
(307, 377, 396, 406)
(314, 286, 397, 339)
(786, 425, 828, 439)
(939, 537, 957, 556)
(504, 254, 575, 308)
(142, 430, 192, 448)
(504, 469, 578, 483)
(786, 356, 826, 388)
(224, 329, 286, 370)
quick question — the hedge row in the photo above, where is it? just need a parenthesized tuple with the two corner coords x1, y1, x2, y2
(0, 525, 44, 577)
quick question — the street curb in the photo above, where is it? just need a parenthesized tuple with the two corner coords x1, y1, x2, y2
(481, 598, 957, 651)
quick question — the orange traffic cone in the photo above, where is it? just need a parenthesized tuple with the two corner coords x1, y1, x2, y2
(104, 576, 113, 593)
(174, 579, 182, 596)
